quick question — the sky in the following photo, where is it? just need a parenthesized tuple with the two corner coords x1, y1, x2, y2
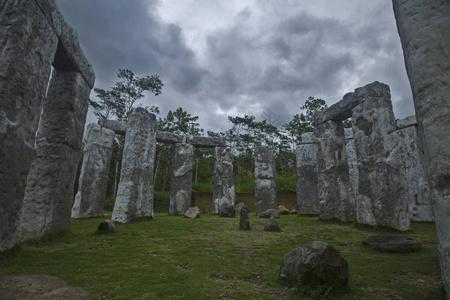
(56, 0, 415, 134)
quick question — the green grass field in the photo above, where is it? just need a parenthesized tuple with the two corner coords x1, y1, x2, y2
(0, 212, 444, 299)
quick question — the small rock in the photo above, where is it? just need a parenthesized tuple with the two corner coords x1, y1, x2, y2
(260, 209, 278, 218)
(239, 205, 250, 230)
(235, 202, 245, 215)
(362, 235, 421, 252)
(264, 216, 281, 232)
(184, 206, 200, 219)
(96, 219, 116, 233)
(277, 206, 290, 215)
(220, 202, 235, 218)
(290, 209, 298, 215)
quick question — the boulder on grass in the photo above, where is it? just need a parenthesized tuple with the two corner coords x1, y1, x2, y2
(184, 206, 200, 219)
(290, 209, 298, 215)
(279, 241, 349, 295)
(260, 209, 279, 218)
(220, 202, 235, 218)
(264, 216, 281, 232)
(239, 205, 250, 230)
(96, 219, 116, 233)
(362, 235, 421, 252)
(277, 206, 290, 215)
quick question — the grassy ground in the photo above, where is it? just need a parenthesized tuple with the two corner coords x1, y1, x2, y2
(0, 212, 444, 299)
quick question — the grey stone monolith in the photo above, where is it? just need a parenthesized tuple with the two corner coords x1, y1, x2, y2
(212, 147, 235, 214)
(351, 82, 409, 231)
(296, 133, 320, 215)
(72, 123, 115, 219)
(20, 70, 91, 241)
(254, 146, 276, 215)
(0, 0, 58, 251)
(314, 120, 356, 222)
(169, 143, 194, 215)
(393, 0, 450, 293)
(239, 205, 250, 230)
(112, 108, 157, 223)
(344, 128, 359, 199)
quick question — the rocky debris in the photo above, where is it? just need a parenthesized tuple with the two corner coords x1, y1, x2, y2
(239, 205, 250, 230)
(279, 241, 349, 295)
(290, 209, 298, 215)
(184, 206, 200, 219)
(235, 203, 245, 215)
(277, 206, 290, 215)
(213, 147, 235, 214)
(362, 235, 421, 253)
(0, 274, 91, 300)
(264, 216, 281, 232)
(254, 146, 276, 215)
(169, 143, 194, 215)
(96, 219, 116, 234)
(220, 203, 235, 218)
(260, 209, 279, 219)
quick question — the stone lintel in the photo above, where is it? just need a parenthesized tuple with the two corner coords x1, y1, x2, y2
(98, 119, 127, 136)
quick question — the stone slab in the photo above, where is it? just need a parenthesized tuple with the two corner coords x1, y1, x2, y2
(169, 143, 194, 215)
(254, 146, 276, 215)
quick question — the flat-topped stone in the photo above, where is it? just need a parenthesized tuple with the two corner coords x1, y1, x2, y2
(98, 119, 127, 135)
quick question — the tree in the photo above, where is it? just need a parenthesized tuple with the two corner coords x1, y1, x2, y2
(90, 68, 163, 120)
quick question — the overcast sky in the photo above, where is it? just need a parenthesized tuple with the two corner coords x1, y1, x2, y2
(57, 0, 414, 133)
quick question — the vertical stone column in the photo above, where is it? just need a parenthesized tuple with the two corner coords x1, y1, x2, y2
(20, 70, 91, 241)
(71, 123, 115, 218)
(315, 120, 355, 222)
(212, 147, 235, 214)
(169, 143, 194, 215)
(393, 0, 450, 293)
(344, 128, 359, 199)
(0, 0, 58, 251)
(351, 83, 409, 231)
(296, 133, 320, 215)
(112, 108, 157, 223)
(254, 146, 276, 215)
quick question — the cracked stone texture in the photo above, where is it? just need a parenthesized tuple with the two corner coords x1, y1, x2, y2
(19, 70, 90, 242)
(169, 143, 194, 215)
(72, 123, 115, 219)
(344, 128, 359, 199)
(112, 108, 157, 223)
(351, 82, 409, 231)
(0, 0, 58, 251)
(296, 133, 320, 215)
(254, 146, 276, 215)
(393, 0, 450, 293)
(314, 120, 356, 222)
(212, 147, 235, 214)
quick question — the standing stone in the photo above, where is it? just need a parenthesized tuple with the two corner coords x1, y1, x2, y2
(393, 0, 450, 293)
(344, 128, 359, 199)
(239, 205, 250, 230)
(314, 120, 356, 222)
(264, 216, 281, 232)
(254, 146, 276, 215)
(20, 70, 91, 241)
(112, 108, 157, 223)
(296, 133, 320, 215)
(351, 83, 409, 231)
(169, 143, 194, 215)
(72, 123, 115, 219)
(0, 0, 58, 251)
(212, 147, 235, 214)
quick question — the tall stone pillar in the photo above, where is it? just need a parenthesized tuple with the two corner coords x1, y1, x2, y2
(112, 108, 157, 223)
(351, 83, 409, 231)
(254, 146, 276, 215)
(212, 147, 235, 214)
(344, 128, 359, 199)
(0, 0, 58, 251)
(315, 120, 355, 222)
(20, 70, 91, 241)
(296, 133, 320, 215)
(393, 0, 450, 292)
(169, 143, 194, 215)
(72, 123, 115, 218)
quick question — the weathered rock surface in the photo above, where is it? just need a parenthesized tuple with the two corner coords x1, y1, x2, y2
(296, 133, 320, 215)
(0, 274, 91, 300)
(396, 115, 416, 129)
(344, 128, 359, 199)
(315, 120, 356, 222)
(393, 1, 450, 293)
(220, 203, 235, 218)
(290, 209, 298, 215)
(169, 143, 194, 215)
(212, 147, 235, 214)
(239, 205, 250, 230)
(254, 146, 276, 215)
(20, 70, 90, 242)
(96, 219, 116, 234)
(277, 206, 290, 215)
(260, 209, 279, 219)
(279, 241, 349, 293)
(0, 0, 58, 251)
(362, 235, 421, 252)
(184, 206, 200, 219)
(264, 216, 281, 232)
(112, 108, 157, 223)
(72, 123, 115, 219)
(98, 118, 126, 135)
(235, 202, 245, 215)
